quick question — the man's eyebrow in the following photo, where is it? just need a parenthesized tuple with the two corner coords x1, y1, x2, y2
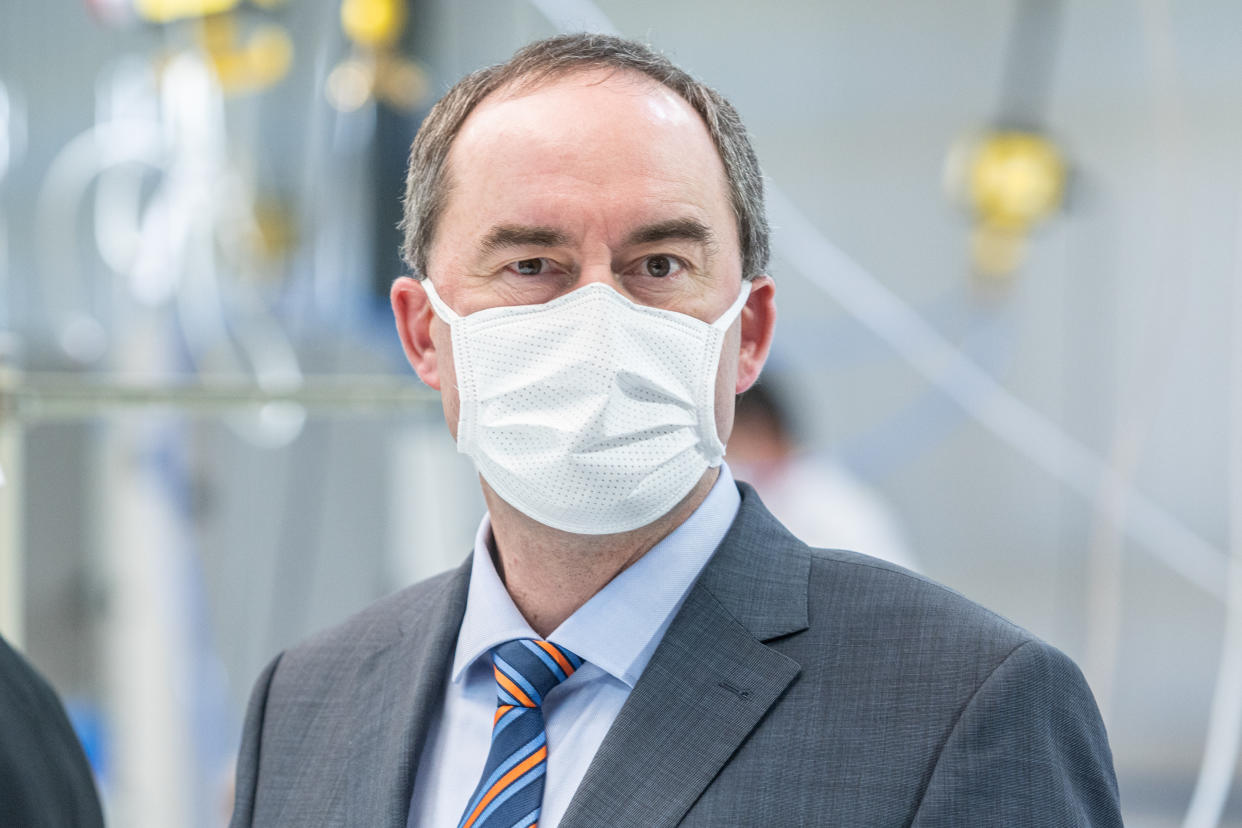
(479, 224, 572, 255)
(623, 218, 716, 248)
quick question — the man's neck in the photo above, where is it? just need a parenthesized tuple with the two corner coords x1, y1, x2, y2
(481, 469, 720, 637)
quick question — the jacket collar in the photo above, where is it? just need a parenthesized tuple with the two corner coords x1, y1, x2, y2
(560, 483, 810, 826)
(336, 557, 472, 828)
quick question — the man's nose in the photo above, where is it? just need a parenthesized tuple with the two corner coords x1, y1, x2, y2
(574, 256, 630, 298)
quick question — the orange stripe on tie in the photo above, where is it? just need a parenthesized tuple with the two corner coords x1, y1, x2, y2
(494, 667, 535, 707)
(535, 640, 575, 677)
(460, 745, 547, 828)
(493, 704, 515, 726)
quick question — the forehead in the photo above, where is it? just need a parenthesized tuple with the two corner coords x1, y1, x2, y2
(438, 68, 734, 238)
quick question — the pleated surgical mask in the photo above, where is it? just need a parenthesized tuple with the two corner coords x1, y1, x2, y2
(421, 278, 751, 535)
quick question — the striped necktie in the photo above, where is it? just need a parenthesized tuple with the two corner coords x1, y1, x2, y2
(457, 639, 583, 828)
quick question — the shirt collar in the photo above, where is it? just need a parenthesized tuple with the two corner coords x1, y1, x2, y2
(451, 464, 741, 688)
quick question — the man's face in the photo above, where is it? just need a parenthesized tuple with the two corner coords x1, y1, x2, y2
(393, 68, 774, 451)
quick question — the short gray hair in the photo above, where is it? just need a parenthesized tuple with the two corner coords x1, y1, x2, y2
(400, 33, 769, 281)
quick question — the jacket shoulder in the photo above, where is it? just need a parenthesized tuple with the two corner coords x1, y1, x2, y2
(280, 563, 469, 669)
(793, 546, 1055, 703)
(806, 546, 1033, 650)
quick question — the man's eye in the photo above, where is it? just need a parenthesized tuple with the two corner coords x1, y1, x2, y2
(509, 258, 548, 276)
(643, 255, 683, 278)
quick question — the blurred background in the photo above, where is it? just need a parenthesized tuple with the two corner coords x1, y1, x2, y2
(0, 0, 1238, 825)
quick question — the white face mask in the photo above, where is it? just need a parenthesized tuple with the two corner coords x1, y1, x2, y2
(422, 279, 752, 535)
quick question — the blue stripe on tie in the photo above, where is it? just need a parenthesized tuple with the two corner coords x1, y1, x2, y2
(497, 686, 521, 706)
(521, 639, 567, 682)
(495, 655, 542, 705)
(508, 807, 540, 828)
(472, 763, 546, 827)
(460, 730, 546, 822)
(492, 705, 524, 739)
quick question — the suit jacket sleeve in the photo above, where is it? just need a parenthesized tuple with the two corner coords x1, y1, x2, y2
(911, 639, 1122, 826)
(230, 653, 283, 828)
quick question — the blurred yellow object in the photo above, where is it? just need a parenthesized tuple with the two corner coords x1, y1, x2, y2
(971, 225, 1026, 279)
(331, 0, 426, 113)
(326, 53, 429, 113)
(967, 131, 1065, 232)
(375, 53, 429, 111)
(326, 57, 375, 112)
(945, 128, 1067, 278)
(251, 198, 298, 264)
(200, 15, 294, 94)
(135, 0, 240, 23)
(341, 0, 406, 48)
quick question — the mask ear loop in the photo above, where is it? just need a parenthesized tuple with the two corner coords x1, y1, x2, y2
(417, 277, 475, 452)
(700, 280, 755, 464)
(419, 277, 461, 323)
(711, 280, 754, 330)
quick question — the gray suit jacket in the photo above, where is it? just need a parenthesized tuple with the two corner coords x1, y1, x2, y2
(230, 483, 1122, 826)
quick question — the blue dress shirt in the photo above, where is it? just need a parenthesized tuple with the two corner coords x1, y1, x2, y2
(407, 465, 741, 827)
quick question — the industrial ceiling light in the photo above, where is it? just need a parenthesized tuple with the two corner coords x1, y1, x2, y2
(945, 0, 1068, 281)
(946, 128, 1067, 278)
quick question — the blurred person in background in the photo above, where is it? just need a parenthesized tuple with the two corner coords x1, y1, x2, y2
(728, 381, 917, 571)
(0, 634, 104, 828)
(229, 33, 1121, 827)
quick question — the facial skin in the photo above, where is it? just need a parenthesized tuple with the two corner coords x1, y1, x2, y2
(392, 67, 776, 532)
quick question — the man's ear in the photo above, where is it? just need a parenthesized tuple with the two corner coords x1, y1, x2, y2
(735, 275, 776, 394)
(391, 276, 442, 390)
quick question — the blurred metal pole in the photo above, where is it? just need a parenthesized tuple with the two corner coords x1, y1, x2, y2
(0, 357, 23, 648)
(4, 372, 437, 422)
(1181, 119, 1242, 828)
(996, 0, 1064, 129)
(0, 368, 436, 656)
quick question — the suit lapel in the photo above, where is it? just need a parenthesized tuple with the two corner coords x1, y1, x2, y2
(561, 485, 810, 827)
(336, 559, 471, 827)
